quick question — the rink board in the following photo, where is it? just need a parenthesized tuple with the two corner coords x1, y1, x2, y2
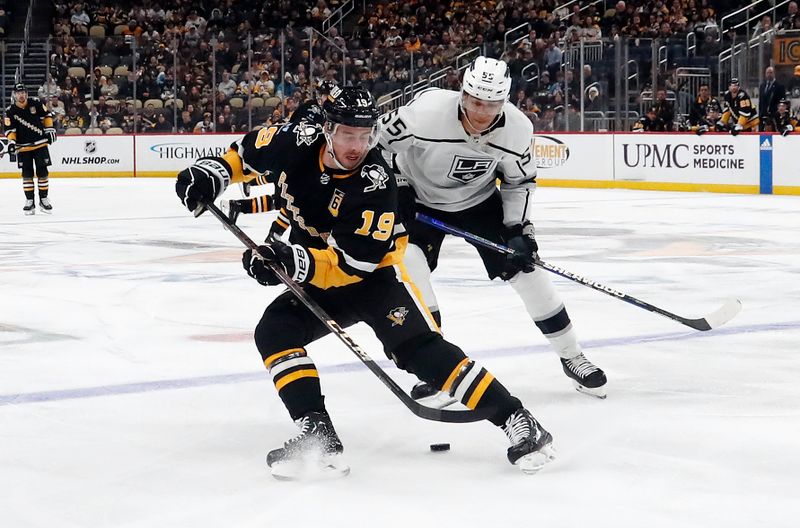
(0, 132, 797, 194)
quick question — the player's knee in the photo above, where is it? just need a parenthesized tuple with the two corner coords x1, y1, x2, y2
(254, 315, 295, 362)
(392, 333, 467, 389)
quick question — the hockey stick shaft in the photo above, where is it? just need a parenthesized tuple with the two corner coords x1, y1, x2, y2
(202, 202, 491, 423)
(415, 213, 741, 331)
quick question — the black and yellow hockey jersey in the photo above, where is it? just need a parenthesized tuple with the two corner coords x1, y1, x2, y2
(4, 97, 53, 151)
(771, 111, 798, 135)
(220, 121, 405, 290)
(688, 96, 713, 126)
(722, 89, 759, 130)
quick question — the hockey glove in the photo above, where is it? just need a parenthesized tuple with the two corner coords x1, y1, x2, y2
(242, 241, 314, 286)
(782, 125, 793, 137)
(45, 128, 57, 144)
(696, 124, 709, 136)
(175, 157, 232, 213)
(6, 141, 16, 155)
(730, 124, 743, 136)
(504, 222, 539, 275)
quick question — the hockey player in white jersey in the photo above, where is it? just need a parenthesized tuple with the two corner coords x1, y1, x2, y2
(379, 56, 607, 399)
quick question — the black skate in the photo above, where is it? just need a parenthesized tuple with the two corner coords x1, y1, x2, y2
(561, 353, 607, 399)
(503, 408, 556, 474)
(219, 199, 242, 224)
(267, 411, 349, 481)
(23, 199, 35, 215)
(39, 197, 53, 214)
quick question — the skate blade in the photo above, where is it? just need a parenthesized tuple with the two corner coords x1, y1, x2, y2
(517, 444, 556, 475)
(40, 209, 52, 214)
(270, 455, 350, 481)
(24, 210, 35, 215)
(572, 380, 607, 399)
(414, 391, 458, 409)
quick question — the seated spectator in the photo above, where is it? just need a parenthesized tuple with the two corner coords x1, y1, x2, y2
(194, 112, 214, 133)
(39, 76, 61, 100)
(153, 113, 173, 132)
(789, 65, 800, 99)
(217, 71, 236, 98)
(778, 2, 798, 31)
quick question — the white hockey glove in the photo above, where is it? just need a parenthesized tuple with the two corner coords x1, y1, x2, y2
(696, 124, 709, 136)
(242, 241, 314, 286)
(175, 157, 232, 213)
(782, 125, 793, 137)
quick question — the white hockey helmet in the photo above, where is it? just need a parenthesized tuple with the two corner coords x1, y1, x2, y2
(461, 56, 512, 102)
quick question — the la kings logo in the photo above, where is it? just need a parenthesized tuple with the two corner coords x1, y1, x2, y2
(361, 164, 389, 192)
(446, 155, 495, 183)
(294, 123, 321, 146)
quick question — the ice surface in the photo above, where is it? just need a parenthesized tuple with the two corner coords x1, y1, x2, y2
(1, 179, 799, 527)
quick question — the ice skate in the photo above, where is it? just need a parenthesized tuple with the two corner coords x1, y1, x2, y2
(502, 408, 556, 474)
(267, 411, 349, 481)
(219, 199, 241, 224)
(39, 197, 53, 214)
(410, 381, 457, 409)
(23, 199, 35, 215)
(561, 353, 607, 399)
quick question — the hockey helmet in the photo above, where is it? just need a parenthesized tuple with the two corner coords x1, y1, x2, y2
(317, 80, 337, 96)
(461, 56, 512, 102)
(322, 86, 380, 128)
(778, 98, 791, 112)
(707, 99, 722, 113)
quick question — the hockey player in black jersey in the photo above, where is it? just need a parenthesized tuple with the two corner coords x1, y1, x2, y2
(692, 100, 728, 135)
(721, 78, 759, 135)
(222, 81, 335, 228)
(770, 99, 798, 136)
(632, 107, 668, 132)
(175, 87, 556, 478)
(4, 83, 57, 214)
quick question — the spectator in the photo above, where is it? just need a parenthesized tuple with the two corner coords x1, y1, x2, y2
(633, 107, 667, 132)
(758, 66, 786, 131)
(778, 2, 798, 31)
(217, 71, 236, 98)
(39, 76, 61, 100)
(194, 112, 214, 133)
(153, 113, 173, 132)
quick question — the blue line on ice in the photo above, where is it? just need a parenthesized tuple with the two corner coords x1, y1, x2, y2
(2, 320, 797, 406)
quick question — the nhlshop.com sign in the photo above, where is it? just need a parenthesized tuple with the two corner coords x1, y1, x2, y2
(614, 134, 758, 184)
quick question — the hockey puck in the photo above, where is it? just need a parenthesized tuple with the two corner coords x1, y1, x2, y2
(429, 443, 450, 452)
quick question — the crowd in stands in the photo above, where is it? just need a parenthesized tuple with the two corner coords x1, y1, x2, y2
(22, 0, 800, 134)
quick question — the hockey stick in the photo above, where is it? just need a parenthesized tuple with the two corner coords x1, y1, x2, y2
(201, 202, 492, 423)
(415, 213, 742, 332)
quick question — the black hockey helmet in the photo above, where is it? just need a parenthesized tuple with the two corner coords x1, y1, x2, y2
(778, 97, 791, 109)
(707, 99, 721, 113)
(317, 79, 337, 96)
(323, 86, 379, 128)
(13, 83, 26, 93)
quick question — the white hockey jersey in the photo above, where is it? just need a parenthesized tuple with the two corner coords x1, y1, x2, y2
(378, 88, 536, 226)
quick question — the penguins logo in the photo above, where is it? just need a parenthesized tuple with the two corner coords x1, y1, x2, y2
(295, 123, 321, 146)
(386, 306, 409, 327)
(361, 164, 388, 193)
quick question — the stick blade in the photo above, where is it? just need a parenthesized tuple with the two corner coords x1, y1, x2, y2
(688, 298, 743, 331)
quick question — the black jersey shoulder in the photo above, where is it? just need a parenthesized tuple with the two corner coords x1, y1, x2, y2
(236, 121, 327, 175)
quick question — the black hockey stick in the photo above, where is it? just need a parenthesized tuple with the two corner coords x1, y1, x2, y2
(416, 213, 742, 332)
(201, 202, 492, 423)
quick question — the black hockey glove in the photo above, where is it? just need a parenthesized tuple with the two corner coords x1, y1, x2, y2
(242, 240, 314, 286)
(175, 157, 232, 213)
(397, 182, 418, 227)
(6, 141, 16, 156)
(504, 222, 539, 275)
(695, 124, 709, 136)
(782, 125, 793, 137)
(730, 124, 743, 136)
(45, 128, 57, 144)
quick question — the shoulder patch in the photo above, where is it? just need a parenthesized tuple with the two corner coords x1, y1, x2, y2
(361, 163, 389, 192)
(294, 122, 322, 146)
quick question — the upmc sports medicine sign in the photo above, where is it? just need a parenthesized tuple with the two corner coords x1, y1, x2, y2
(614, 134, 759, 184)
